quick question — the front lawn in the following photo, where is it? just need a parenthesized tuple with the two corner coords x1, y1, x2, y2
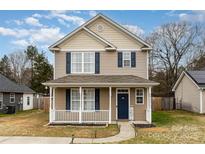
(0, 110, 119, 138)
(120, 110, 205, 144)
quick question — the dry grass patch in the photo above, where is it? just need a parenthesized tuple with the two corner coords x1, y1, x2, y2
(0, 110, 119, 138)
(120, 110, 205, 144)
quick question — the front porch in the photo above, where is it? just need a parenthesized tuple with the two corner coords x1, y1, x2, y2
(48, 86, 152, 124)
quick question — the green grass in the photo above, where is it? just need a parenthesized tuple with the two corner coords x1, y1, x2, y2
(120, 110, 205, 144)
(0, 110, 119, 138)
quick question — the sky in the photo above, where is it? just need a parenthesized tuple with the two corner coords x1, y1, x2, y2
(0, 10, 205, 63)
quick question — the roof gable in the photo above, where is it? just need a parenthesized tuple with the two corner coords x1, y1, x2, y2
(49, 14, 151, 51)
(172, 71, 205, 91)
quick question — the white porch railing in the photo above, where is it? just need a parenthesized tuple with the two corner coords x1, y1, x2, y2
(50, 110, 109, 123)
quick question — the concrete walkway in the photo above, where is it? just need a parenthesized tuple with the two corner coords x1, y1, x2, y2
(74, 122, 135, 143)
(0, 136, 71, 144)
(0, 122, 135, 144)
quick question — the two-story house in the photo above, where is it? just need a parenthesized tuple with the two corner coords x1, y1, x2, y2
(43, 14, 159, 124)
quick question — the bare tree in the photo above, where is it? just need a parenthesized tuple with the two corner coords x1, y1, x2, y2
(8, 51, 30, 84)
(147, 22, 201, 96)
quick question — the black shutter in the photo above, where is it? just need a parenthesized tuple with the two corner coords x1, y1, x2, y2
(118, 52, 123, 67)
(66, 52, 71, 74)
(131, 52, 136, 67)
(95, 52, 100, 74)
(95, 88, 100, 110)
(66, 89, 70, 110)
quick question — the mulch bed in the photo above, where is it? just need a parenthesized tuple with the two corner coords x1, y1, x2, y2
(134, 123, 156, 128)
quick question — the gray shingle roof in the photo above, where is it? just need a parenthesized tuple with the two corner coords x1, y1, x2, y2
(44, 75, 158, 86)
(186, 71, 205, 86)
(0, 74, 35, 93)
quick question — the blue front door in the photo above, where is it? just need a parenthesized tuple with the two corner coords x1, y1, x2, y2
(118, 93, 129, 119)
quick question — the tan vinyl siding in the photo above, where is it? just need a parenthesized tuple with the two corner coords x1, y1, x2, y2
(55, 88, 66, 110)
(54, 18, 148, 79)
(55, 51, 66, 79)
(58, 30, 105, 49)
(100, 50, 147, 78)
(86, 18, 143, 48)
(55, 50, 147, 78)
(130, 88, 147, 121)
(175, 75, 200, 113)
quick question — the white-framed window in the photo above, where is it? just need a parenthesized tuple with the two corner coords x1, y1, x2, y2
(10, 93, 15, 103)
(135, 89, 144, 104)
(123, 52, 131, 67)
(71, 89, 80, 111)
(0, 93, 3, 109)
(27, 97, 30, 105)
(71, 88, 95, 111)
(71, 52, 95, 73)
(83, 89, 95, 111)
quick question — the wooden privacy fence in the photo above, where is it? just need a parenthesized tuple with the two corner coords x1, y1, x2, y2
(33, 96, 50, 112)
(152, 97, 175, 111)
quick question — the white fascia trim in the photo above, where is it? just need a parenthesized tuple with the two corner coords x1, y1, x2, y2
(43, 82, 159, 87)
(83, 27, 116, 49)
(61, 49, 105, 52)
(49, 14, 151, 50)
(60, 48, 143, 52)
(172, 71, 200, 91)
(200, 90, 203, 114)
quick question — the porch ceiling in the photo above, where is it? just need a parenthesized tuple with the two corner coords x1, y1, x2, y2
(43, 75, 159, 87)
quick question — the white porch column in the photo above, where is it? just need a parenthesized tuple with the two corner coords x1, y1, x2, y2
(146, 87, 152, 123)
(79, 87, 82, 123)
(53, 88, 56, 121)
(49, 87, 52, 123)
(109, 87, 112, 124)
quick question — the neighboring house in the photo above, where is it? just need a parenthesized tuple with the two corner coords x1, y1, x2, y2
(0, 74, 35, 113)
(172, 71, 205, 113)
(43, 14, 159, 124)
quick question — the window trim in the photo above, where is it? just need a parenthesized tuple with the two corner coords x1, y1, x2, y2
(135, 88, 144, 105)
(70, 88, 80, 112)
(70, 88, 95, 112)
(10, 93, 15, 104)
(0, 93, 3, 109)
(122, 52, 131, 68)
(71, 52, 95, 74)
(27, 96, 30, 106)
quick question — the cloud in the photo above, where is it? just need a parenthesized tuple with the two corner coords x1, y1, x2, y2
(89, 11, 97, 17)
(50, 11, 85, 26)
(57, 19, 70, 28)
(25, 17, 43, 27)
(30, 27, 64, 43)
(0, 27, 31, 38)
(0, 26, 64, 48)
(14, 20, 24, 25)
(11, 39, 30, 47)
(178, 11, 205, 23)
(0, 27, 17, 36)
(123, 24, 144, 36)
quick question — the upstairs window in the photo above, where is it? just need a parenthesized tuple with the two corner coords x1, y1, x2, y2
(123, 52, 131, 67)
(10, 93, 15, 103)
(71, 52, 95, 73)
(0, 93, 3, 109)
